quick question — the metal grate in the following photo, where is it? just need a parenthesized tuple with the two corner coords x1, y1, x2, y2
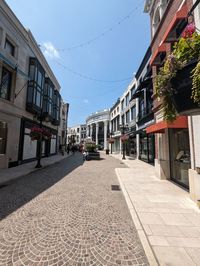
(111, 185, 121, 191)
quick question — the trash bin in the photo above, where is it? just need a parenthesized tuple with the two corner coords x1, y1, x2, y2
(106, 149, 109, 155)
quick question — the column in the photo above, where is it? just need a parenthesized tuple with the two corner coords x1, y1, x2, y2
(91, 124, 93, 141)
(96, 123, 99, 146)
(104, 121, 108, 150)
(87, 125, 90, 138)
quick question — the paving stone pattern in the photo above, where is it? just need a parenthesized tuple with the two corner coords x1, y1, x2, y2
(0, 153, 149, 266)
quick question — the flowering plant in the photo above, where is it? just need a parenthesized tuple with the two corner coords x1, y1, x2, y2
(30, 127, 52, 141)
(108, 138, 115, 144)
(155, 23, 200, 121)
(120, 135, 129, 142)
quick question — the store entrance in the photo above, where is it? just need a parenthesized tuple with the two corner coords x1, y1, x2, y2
(169, 129, 191, 189)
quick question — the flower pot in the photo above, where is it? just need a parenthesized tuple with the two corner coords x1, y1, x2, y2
(171, 60, 200, 116)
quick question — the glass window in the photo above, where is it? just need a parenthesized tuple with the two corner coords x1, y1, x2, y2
(27, 58, 45, 110)
(131, 106, 136, 121)
(0, 67, 12, 100)
(0, 121, 7, 154)
(121, 100, 124, 110)
(126, 110, 130, 124)
(125, 93, 129, 106)
(5, 39, 15, 56)
(169, 129, 191, 188)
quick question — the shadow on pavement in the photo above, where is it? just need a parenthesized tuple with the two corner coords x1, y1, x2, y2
(0, 152, 83, 220)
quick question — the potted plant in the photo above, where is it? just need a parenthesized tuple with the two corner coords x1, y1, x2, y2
(155, 23, 200, 121)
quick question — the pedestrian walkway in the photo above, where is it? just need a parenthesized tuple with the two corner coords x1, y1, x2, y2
(112, 153, 200, 266)
(0, 153, 149, 266)
(0, 153, 71, 186)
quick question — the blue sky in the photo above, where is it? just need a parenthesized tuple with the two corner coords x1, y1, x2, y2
(6, 0, 150, 126)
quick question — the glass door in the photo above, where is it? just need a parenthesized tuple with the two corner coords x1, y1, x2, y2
(169, 129, 191, 189)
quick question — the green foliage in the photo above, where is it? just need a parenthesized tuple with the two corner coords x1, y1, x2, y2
(155, 30, 200, 122)
(192, 61, 200, 106)
(85, 143, 96, 152)
(173, 33, 200, 63)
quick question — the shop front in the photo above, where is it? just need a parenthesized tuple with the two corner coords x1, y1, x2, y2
(139, 131, 155, 164)
(146, 116, 190, 189)
(169, 128, 190, 189)
(19, 118, 58, 164)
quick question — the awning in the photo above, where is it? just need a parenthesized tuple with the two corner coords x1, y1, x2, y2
(146, 116, 188, 134)
(161, 4, 188, 44)
(150, 43, 166, 66)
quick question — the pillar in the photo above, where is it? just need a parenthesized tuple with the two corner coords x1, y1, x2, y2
(91, 124, 93, 141)
(104, 121, 108, 150)
(96, 123, 99, 146)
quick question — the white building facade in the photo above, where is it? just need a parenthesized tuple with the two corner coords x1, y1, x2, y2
(86, 110, 110, 149)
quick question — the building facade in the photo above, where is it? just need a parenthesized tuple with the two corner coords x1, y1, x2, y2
(0, 0, 65, 169)
(120, 79, 137, 157)
(86, 110, 110, 149)
(109, 99, 121, 153)
(188, 0, 200, 202)
(144, 0, 200, 200)
(67, 124, 86, 145)
(131, 47, 155, 164)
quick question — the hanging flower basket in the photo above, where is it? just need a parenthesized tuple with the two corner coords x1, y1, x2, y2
(108, 138, 115, 144)
(120, 135, 129, 142)
(155, 23, 200, 121)
(30, 127, 52, 141)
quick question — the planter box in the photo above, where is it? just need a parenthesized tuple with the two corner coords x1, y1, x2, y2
(171, 60, 200, 116)
(86, 151, 100, 160)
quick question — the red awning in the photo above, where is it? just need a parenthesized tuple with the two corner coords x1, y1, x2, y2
(150, 43, 166, 66)
(146, 116, 188, 134)
(161, 4, 188, 44)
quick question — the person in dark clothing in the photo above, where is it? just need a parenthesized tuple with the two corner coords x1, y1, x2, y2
(67, 144, 70, 154)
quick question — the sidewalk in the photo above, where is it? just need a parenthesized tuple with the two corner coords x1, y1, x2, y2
(112, 153, 200, 266)
(0, 153, 71, 186)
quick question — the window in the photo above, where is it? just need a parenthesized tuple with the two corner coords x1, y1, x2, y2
(52, 90, 61, 125)
(121, 99, 124, 110)
(0, 67, 12, 100)
(152, 7, 161, 35)
(77, 128, 80, 133)
(131, 106, 136, 121)
(126, 110, 130, 124)
(0, 121, 7, 154)
(121, 115, 124, 125)
(5, 38, 15, 56)
(125, 93, 129, 106)
(43, 78, 54, 119)
(27, 58, 45, 113)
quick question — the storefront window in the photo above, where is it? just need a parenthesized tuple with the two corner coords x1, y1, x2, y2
(139, 132, 155, 164)
(0, 121, 7, 154)
(169, 129, 190, 188)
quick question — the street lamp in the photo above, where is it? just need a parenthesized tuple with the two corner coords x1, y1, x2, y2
(34, 112, 50, 168)
(120, 123, 129, 160)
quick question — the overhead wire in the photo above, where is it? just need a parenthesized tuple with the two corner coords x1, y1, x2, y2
(54, 60, 134, 83)
(40, 0, 144, 52)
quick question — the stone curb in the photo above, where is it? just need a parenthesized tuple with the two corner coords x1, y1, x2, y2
(116, 168, 159, 266)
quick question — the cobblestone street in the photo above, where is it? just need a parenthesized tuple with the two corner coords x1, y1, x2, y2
(0, 153, 149, 266)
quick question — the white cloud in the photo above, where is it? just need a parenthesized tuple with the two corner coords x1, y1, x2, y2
(83, 99, 89, 104)
(42, 42, 60, 59)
